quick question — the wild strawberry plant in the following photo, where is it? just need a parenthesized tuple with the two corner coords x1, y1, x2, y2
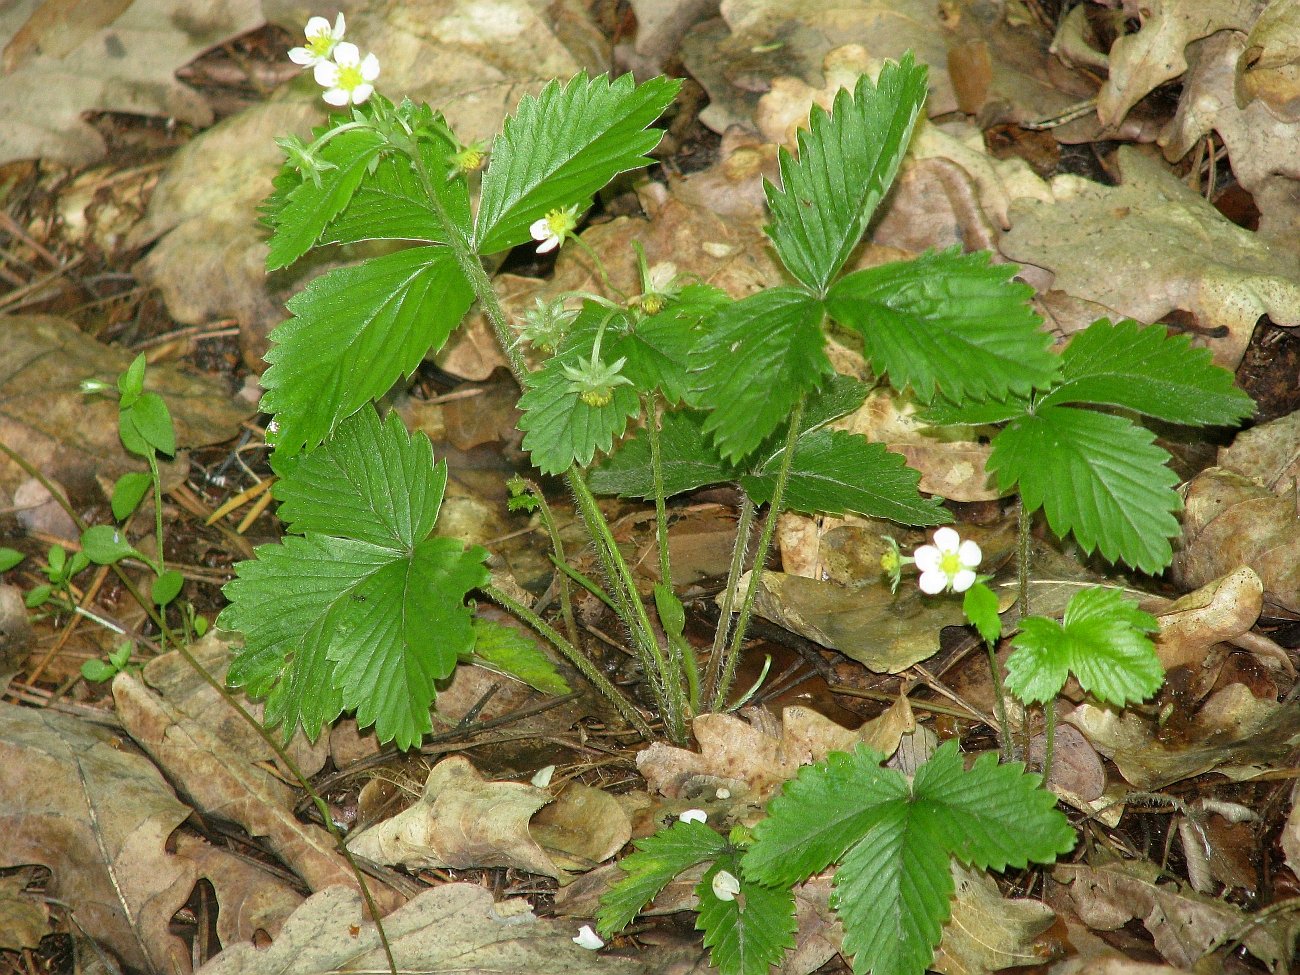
(219, 16, 1252, 771)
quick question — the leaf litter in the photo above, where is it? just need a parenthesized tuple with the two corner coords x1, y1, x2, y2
(1, 1, 1300, 974)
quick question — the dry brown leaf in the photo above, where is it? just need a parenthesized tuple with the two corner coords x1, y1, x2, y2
(1057, 858, 1295, 970)
(110, 671, 402, 910)
(0, 314, 253, 503)
(1283, 781, 1300, 880)
(0, 0, 263, 166)
(1096, 0, 1263, 127)
(348, 755, 629, 881)
(1001, 146, 1300, 371)
(1151, 567, 1262, 697)
(173, 833, 304, 946)
(1217, 407, 1300, 489)
(1068, 683, 1300, 790)
(194, 882, 652, 975)
(1173, 468, 1300, 613)
(636, 699, 914, 804)
(0, 702, 194, 973)
(0, 872, 48, 951)
(933, 863, 1062, 975)
(1238, 0, 1300, 119)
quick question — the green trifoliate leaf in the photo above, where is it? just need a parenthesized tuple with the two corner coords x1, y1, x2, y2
(475, 73, 681, 254)
(697, 854, 797, 975)
(588, 408, 734, 498)
(742, 430, 948, 525)
(1039, 318, 1254, 426)
(468, 617, 570, 696)
(516, 310, 642, 475)
(597, 820, 728, 937)
(963, 581, 1001, 646)
(260, 246, 474, 457)
(826, 248, 1059, 404)
(265, 122, 386, 271)
(989, 406, 1181, 574)
(766, 54, 928, 294)
(745, 741, 1074, 975)
(1006, 586, 1162, 707)
(219, 408, 488, 749)
(692, 288, 832, 463)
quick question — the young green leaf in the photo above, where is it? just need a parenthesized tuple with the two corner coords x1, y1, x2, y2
(1006, 586, 1162, 707)
(117, 353, 147, 403)
(81, 658, 119, 683)
(988, 406, 1181, 574)
(691, 288, 833, 463)
(266, 123, 387, 271)
(469, 617, 570, 696)
(0, 548, 24, 572)
(696, 854, 797, 975)
(826, 248, 1059, 404)
(120, 393, 175, 457)
(475, 73, 681, 254)
(516, 309, 642, 475)
(151, 569, 184, 607)
(111, 472, 152, 521)
(765, 54, 928, 294)
(220, 408, 488, 748)
(742, 430, 949, 526)
(1039, 318, 1254, 426)
(79, 525, 141, 566)
(963, 581, 1001, 646)
(745, 742, 1074, 975)
(260, 246, 475, 457)
(597, 820, 728, 937)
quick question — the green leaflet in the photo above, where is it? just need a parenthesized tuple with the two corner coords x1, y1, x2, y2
(744, 741, 1075, 975)
(696, 854, 797, 975)
(597, 820, 728, 936)
(219, 408, 488, 749)
(475, 73, 680, 254)
(1040, 318, 1254, 425)
(988, 406, 1181, 574)
(1006, 586, 1162, 707)
(826, 248, 1059, 404)
(691, 287, 833, 464)
(766, 54, 929, 294)
(260, 246, 474, 457)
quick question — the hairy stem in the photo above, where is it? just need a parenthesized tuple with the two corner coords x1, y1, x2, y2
(711, 396, 805, 711)
(524, 479, 580, 651)
(986, 641, 1012, 763)
(703, 494, 756, 703)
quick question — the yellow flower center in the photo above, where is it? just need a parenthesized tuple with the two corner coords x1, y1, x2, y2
(337, 64, 364, 91)
(306, 32, 333, 57)
(580, 387, 613, 408)
(546, 208, 577, 238)
(939, 550, 962, 577)
(880, 549, 900, 574)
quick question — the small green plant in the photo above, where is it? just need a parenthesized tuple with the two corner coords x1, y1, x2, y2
(598, 741, 1075, 975)
(81, 639, 136, 683)
(22, 543, 89, 610)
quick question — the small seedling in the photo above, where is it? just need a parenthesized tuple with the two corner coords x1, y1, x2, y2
(81, 640, 136, 683)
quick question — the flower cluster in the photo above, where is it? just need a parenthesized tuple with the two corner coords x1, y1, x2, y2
(289, 14, 380, 106)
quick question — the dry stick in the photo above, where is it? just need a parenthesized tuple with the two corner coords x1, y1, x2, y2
(0, 439, 401, 973)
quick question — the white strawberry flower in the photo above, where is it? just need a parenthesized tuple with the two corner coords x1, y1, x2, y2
(573, 925, 604, 950)
(529, 205, 580, 253)
(313, 42, 380, 106)
(913, 527, 981, 595)
(288, 14, 345, 68)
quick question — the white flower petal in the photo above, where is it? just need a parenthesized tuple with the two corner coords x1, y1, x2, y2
(288, 46, 315, 65)
(958, 539, 981, 567)
(360, 52, 380, 81)
(932, 527, 960, 551)
(531, 765, 555, 788)
(951, 568, 977, 593)
(678, 809, 707, 824)
(573, 925, 604, 950)
(322, 87, 350, 106)
(304, 15, 332, 37)
(913, 545, 941, 572)
(332, 12, 346, 36)
(313, 60, 339, 87)
(711, 870, 741, 902)
(350, 83, 374, 104)
(918, 569, 948, 594)
(332, 41, 360, 67)
(536, 235, 560, 253)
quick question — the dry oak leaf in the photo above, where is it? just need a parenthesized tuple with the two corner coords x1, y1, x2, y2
(1151, 566, 1262, 697)
(1238, 0, 1300, 119)
(0, 872, 49, 951)
(1173, 468, 1300, 613)
(195, 882, 652, 975)
(348, 755, 630, 882)
(932, 863, 1062, 975)
(0, 0, 264, 166)
(1096, 0, 1265, 127)
(0, 702, 194, 973)
(1057, 858, 1296, 971)
(1000, 146, 1300, 371)
(173, 833, 304, 946)
(636, 698, 914, 804)
(110, 671, 402, 911)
